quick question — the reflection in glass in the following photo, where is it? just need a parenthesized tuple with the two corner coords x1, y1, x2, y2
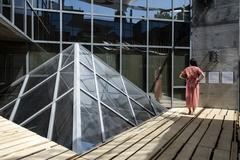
(2, 0, 11, 20)
(63, 14, 91, 42)
(34, 11, 60, 41)
(174, 49, 189, 86)
(174, 0, 190, 21)
(33, 0, 60, 10)
(63, 0, 91, 13)
(53, 91, 73, 149)
(148, 0, 172, 19)
(123, 0, 146, 18)
(93, 0, 120, 16)
(14, 0, 24, 31)
(122, 18, 147, 45)
(0, 102, 15, 119)
(102, 105, 132, 139)
(174, 22, 190, 47)
(93, 46, 120, 71)
(93, 16, 120, 43)
(80, 92, 102, 152)
(173, 88, 186, 107)
(27, 4, 32, 37)
(97, 77, 135, 123)
(130, 100, 152, 124)
(122, 47, 146, 90)
(148, 48, 172, 108)
(149, 21, 172, 46)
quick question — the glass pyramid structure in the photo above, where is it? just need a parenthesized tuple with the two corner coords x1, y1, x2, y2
(0, 43, 166, 154)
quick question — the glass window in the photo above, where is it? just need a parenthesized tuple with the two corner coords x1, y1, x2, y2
(149, 20, 172, 46)
(2, 0, 11, 21)
(27, 4, 32, 38)
(174, 49, 189, 86)
(122, 47, 146, 91)
(62, 13, 91, 42)
(130, 100, 152, 124)
(173, 88, 185, 107)
(148, 48, 172, 108)
(93, 0, 120, 16)
(63, 0, 91, 13)
(33, 0, 60, 10)
(0, 101, 15, 119)
(93, 45, 120, 71)
(123, 0, 147, 18)
(148, 0, 172, 19)
(14, 0, 24, 31)
(122, 18, 147, 45)
(34, 11, 60, 41)
(93, 16, 120, 43)
(174, 22, 190, 47)
(174, 0, 190, 21)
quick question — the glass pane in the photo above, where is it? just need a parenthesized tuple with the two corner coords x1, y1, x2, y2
(0, 101, 15, 119)
(93, 16, 120, 43)
(63, 0, 91, 13)
(33, 0, 60, 9)
(97, 77, 135, 123)
(2, 5, 11, 21)
(94, 57, 124, 91)
(123, 0, 147, 18)
(62, 13, 91, 42)
(58, 63, 74, 97)
(53, 91, 73, 150)
(0, 80, 23, 108)
(80, 64, 97, 97)
(80, 92, 102, 152)
(23, 108, 51, 137)
(25, 55, 59, 92)
(79, 48, 93, 70)
(130, 100, 152, 124)
(123, 77, 154, 113)
(122, 18, 147, 45)
(174, 22, 190, 47)
(122, 47, 146, 91)
(13, 75, 56, 124)
(148, 0, 172, 19)
(174, 0, 190, 21)
(34, 11, 60, 41)
(149, 97, 167, 114)
(27, 4, 32, 38)
(61, 46, 74, 68)
(149, 21, 172, 46)
(93, 0, 120, 16)
(174, 49, 189, 86)
(14, 0, 24, 31)
(173, 88, 185, 108)
(148, 48, 172, 108)
(93, 45, 120, 71)
(102, 105, 132, 139)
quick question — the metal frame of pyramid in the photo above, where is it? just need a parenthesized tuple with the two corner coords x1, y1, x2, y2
(0, 43, 166, 153)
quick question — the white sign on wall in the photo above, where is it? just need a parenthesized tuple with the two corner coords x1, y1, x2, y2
(222, 72, 233, 84)
(208, 72, 219, 84)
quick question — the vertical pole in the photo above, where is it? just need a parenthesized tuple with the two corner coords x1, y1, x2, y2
(120, 0, 122, 74)
(60, 0, 62, 52)
(24, 0, 27, 34)
(26, 51, 29, 74)
(11, 0, 14, 24)
(72, 43, 82, 153)
(146, 0, 149, 95)
(171, 0, 174, 108)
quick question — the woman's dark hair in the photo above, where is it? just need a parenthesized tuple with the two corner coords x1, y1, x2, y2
(190, 58, 198, 67)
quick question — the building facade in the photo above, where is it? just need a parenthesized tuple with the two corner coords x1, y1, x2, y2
(0, 0, 191, 108)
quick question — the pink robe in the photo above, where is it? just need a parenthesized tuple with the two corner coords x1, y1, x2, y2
(180, 66, 203, 108)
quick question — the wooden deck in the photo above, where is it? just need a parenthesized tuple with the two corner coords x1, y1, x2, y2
(73, 108, 239, 160)
(0, 108, 238, 160)
(0, 116, 77, 160)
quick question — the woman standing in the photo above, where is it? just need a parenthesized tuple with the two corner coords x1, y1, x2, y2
(179, 58, 205, 114)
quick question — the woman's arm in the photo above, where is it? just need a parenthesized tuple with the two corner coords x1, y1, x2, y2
(197, 72, 205, 82)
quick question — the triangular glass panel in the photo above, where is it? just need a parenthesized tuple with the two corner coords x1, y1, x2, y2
(80, 91, 102, 152)
(13, 75, 56, 124)
(53, 91, 73, 149)
(80, 63, 97, 98)
(101, 104, 132, 139)
(61, 45, 74, 68)
(149, 97, 167, 115)
(0, 101, 16, 119)
(94, 56, 125, 92)
(130, 100, 153, 124)
(79, 47, 93, 70)
(123, 77, 155, 114)
(23, 107, 51, 137)
(97, 76, 135, 124)
(58, 63, 74, 97)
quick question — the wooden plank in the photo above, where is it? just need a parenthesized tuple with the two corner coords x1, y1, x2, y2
(156, 109, 212, 160)
(80, 110, 181, 160)
(2, 141, 57, 160)
(175, 109, 217, 160)
(0, 131, 35, 144)
(191, 146, 212, 160)
(49, 150, 77, 160)
(96, 112, 180, 160)
(22, 145, 70, 160)
(212, 149, 230, 160)
(119, 112, 198, 160)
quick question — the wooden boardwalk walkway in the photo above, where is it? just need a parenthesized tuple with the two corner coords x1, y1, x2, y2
(0, 107, 238, 160)
(73, 108, 239, 160)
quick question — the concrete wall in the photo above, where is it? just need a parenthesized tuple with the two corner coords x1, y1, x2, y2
(192, 0, 239, 109)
